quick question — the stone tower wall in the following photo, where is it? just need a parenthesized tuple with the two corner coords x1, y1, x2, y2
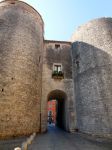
(72, 18, 112, 137)
(0, 0, 44, 138)
(0, 0, 112, 139)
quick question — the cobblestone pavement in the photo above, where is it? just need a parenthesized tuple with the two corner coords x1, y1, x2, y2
(0, 125, 112, 150)
(29, 125, 112, 150)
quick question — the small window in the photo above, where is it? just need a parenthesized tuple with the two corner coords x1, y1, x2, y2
(54, 64, 62, 72)
(52, 64, 64, 79)
(55, 44, 60, 49)
(10, 1, 15, 4)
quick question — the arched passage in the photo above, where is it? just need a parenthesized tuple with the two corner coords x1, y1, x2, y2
(47, 90, 67, 130)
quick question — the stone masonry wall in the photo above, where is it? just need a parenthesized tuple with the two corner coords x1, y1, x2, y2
(0, 1, 44, 138)
(0, 1, 112, 139)
(72, 18, 112, 137)
(41, 41, 76, 132)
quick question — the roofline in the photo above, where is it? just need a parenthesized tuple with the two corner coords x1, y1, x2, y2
(0, 0, 44, 28)
(45, 40, 71, 44)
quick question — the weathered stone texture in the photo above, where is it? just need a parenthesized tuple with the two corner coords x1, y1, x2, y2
(0, 1, 44, 138)
(41, 41, 76, 132)
(0, 0, 112, 139)
(72, 18, 112, 137)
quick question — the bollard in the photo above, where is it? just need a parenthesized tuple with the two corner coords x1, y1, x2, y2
(21, 133, 36, 150)
(21, 142, 28, 150)
(14, 147, 21, 150)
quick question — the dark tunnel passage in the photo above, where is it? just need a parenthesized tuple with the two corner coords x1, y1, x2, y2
(47, 90, 67, 130)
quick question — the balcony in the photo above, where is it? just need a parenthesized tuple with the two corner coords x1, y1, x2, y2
(52, 71, 64, 79)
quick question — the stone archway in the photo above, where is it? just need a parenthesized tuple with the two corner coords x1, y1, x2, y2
(47, 90, 67, 130)
(41, 88, 75, 133)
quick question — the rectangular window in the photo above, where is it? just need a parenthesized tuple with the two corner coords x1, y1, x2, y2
(54, 65, 62, 72)
(52, 63, 64, 79)
(55, 44, 60, 49)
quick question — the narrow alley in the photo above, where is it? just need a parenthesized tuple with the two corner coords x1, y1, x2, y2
(29, 125, 112, 150)
(0, 125, 112, 150)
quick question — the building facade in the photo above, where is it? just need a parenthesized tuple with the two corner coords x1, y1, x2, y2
(47, 100, 57, 124)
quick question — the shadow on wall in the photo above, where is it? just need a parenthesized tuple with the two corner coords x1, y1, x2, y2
(72, 41, 112, 137)
(45, 44, 72, 79)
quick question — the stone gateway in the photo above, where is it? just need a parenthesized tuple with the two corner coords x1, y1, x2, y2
(0, 0, 112, 139)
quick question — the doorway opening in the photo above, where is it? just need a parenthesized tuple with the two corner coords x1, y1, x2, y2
(47, 90, 67, 130)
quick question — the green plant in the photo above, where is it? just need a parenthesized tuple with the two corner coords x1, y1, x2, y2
(52, 70, 58, 76)
(52, 70, 64, 79)
(58, 71, 63, 76)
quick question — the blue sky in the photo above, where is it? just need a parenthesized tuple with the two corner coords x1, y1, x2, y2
(16, 0, 112, 40)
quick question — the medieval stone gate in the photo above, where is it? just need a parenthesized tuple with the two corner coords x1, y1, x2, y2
(0, 0, 112, 139)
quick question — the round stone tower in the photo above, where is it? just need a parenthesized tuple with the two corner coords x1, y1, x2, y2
(72, 18, 112, 137)
(0, 0, 44, 138)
